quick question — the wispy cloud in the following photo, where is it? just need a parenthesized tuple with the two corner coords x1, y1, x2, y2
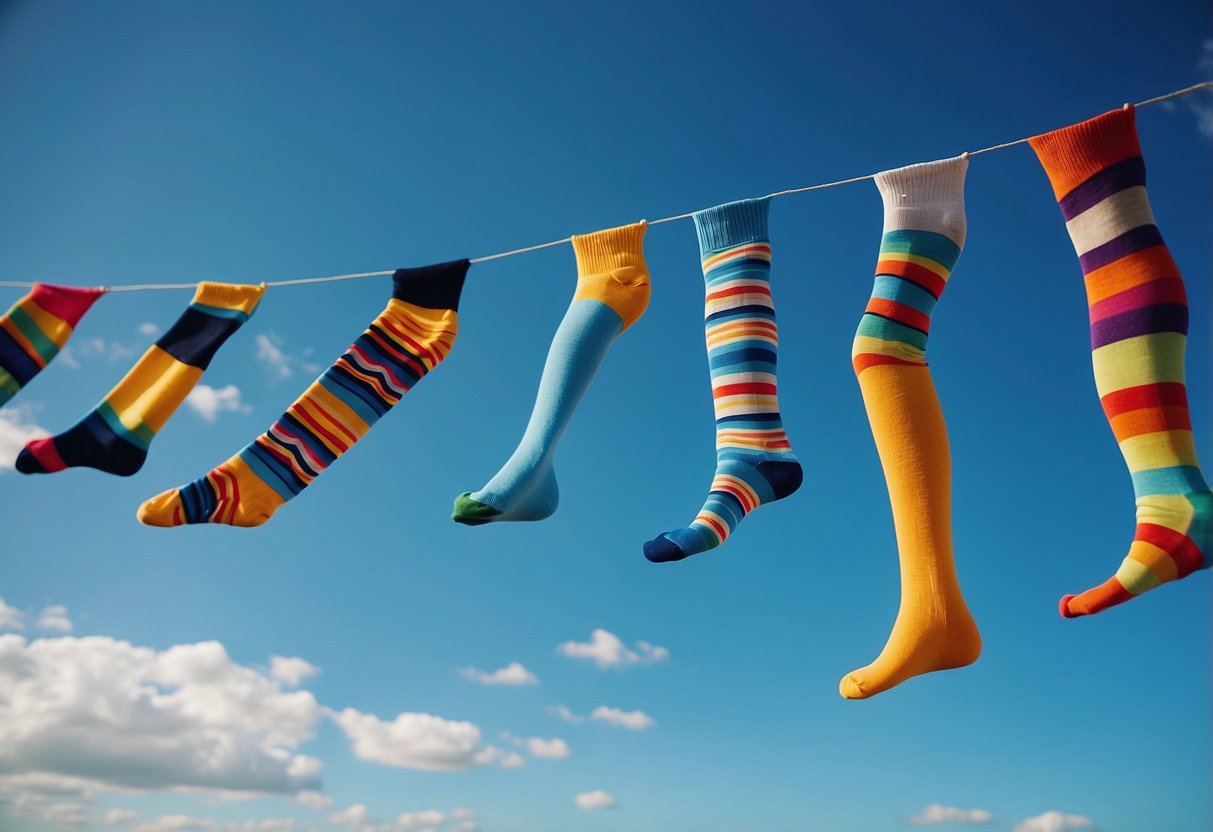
(547, 704, 584, 724)
(910, 804, 993, 825)
(1190, 39, 1213, 139)
(573, 791, 616, 811)
(556, 628, 668, 669)
(35, 604, 73, 633)
(458, 662, 538, 686)
(591, 706, 655, 731)
(1011, 811, 1094, 832)
(0, 598, 25, 630)
(185, 384, 251, 422)
(0, 404, 49, 472)
(255, 334, 322, 382)
(269, 656, 320, 687)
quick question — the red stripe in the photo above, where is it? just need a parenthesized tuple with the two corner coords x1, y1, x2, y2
(875, 260, 945, 298)
(852, 354, 924, 373)
(713, 382, 778, 397)
(272, 423, 327, 469)
(1088, 277, 1187, 322)
(698, 515, 728, 541)
(1100, 382, 1189, 419)
(290, 405, 351, 453)
(27, 437, 67, 472)
(378, 316, 438, 368)
(865, 298, 931, 333)
(706, 285, 772, 302)
(1135, 523, 1204, 577)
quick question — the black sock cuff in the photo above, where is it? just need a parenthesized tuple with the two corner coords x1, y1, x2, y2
(392, 260, 471, 311)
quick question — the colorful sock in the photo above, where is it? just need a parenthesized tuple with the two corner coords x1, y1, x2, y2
(1030, 107, 1211, 617)
(138, 261, 469, 527)
(841, 157, 981, 700)
(0, 284, 104, 407)
(452, 222, 649, 525)
(644, 199, 801, 562)
(17, 282, 264, 477)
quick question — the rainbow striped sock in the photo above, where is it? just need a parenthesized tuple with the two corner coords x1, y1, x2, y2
(17, 282, 264, 476)
(138, 261, 469, 527)
(1031, 106, 1211, 617)
(0, 284, 103, 407)
(644, 199, 801, 562)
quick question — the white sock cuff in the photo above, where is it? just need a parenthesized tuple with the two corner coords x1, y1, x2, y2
(874, 156, 968, 247)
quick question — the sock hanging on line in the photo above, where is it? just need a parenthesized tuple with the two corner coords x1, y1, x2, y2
(452, 222, 650, 525)
(17, 282, 265, 477)
(644, 198, 801, 562)
(0, 284, 104, 408)
(841, 156, 980, 700)
(1030, 106, 1210, 618)
(138, 260, 469, 527)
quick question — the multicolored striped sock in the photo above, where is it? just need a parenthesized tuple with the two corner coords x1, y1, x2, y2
(138, 261, 469, 527)
(0, 284, 104, 408)
(452, 223, 649, 525)
(841, 157, 980, 700)
(1030, 106, 1211, 617)
(17, 282, 264, 477)
(644, 198, 801, 562)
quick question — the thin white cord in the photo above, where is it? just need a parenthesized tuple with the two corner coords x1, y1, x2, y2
(3, 80, 1209, 293)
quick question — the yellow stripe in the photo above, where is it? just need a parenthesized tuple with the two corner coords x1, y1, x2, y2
(1126, 540, 1179, 584)
(1091, 333, 1186, 397)
(851, 336, 926, 363)
(1118, 429, 1199, 470)
(1115, 556, 1161, 595)
(106, 346, 203, 433)
(876, 251, 951, 280)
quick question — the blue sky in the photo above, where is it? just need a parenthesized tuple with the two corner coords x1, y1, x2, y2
(0, 2, 1210, 831)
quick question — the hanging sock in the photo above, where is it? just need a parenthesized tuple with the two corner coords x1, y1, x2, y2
(0, 284, 104, 408)
(17, 282, 264, 477)
(1030, 107, 1211, 617)
(840, 157, 981, 700)
(644, 199, 801, 562)
(452, 222, 649, 525)
(138, 261, 469, 527)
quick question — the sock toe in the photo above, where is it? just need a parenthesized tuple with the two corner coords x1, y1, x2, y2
(643, 534, 688, 563)
(1058, 594, 1080, 618)
(838, 673, 868, 700)
(137, 490, 183, 527)
(15, 446, 45, 474)
(452, 492, 503, 526)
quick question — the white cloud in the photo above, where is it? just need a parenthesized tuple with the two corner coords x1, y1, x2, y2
(18, 798, 92, 826)
(270, 656, 320, 687)
(1190, 40, 1213, 139)
(911, 804, 993, 825)
(547, 705, 584, 724)
(327, 805, 369, 829)
(130, 816, 299, 832)
(555, 629, 668, 669)
(395, 810, 445, 829)
(329, 708, 488, 772)
(0, 404, 49, 472)
(573, 791, 616, 811)
(106, 809, 140, 825)
(458, 662, 538, 687)
(256, 334, 293, 380)
(497, 752, 525, 769)
(0, 635, 322, 795)
(524, 737, 569, 759)
(296, 792, 333, 811)
(185, 384, 251, 422)
(137, 322, 162, 338)
(35, 604, 73, 633)
(1011, 811, 1095, 832)
(590, 706, 655, 731)
(0, 598, 25, 630)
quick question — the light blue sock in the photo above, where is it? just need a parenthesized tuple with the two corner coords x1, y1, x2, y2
(453, 301, 621, 523)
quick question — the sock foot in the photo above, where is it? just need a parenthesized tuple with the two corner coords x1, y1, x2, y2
(839, 603, 981, 700)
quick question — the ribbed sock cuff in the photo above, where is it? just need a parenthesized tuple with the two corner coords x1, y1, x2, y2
(192, 282, 265, 317)
(571, 221, 647, 275)
(1029, 106, 1142, 201)
(875, 156, 968, 247)
(693, 197, 770, 254)
(392, 259, 471, 311)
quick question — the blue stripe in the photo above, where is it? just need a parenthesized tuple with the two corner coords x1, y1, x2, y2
(880, 229, 961, 270)
(1131, 466, 1210, 497)
(240, 444, 303, 500)
(190, 302, 251, 322)
(870, 275, 938, 316)
(319, 371, 385, 425)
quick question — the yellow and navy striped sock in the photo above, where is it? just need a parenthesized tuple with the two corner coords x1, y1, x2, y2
(17, 282, 264, 477)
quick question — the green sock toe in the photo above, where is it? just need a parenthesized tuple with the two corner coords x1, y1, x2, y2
(452, 492, 502, 526)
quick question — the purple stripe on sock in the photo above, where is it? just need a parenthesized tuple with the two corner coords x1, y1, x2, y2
(1059, 156, 1146, 221)
(1090, 303, 1189, 349)
(1079, 224, 1165, 274)
(1089, 277, 1187, 322)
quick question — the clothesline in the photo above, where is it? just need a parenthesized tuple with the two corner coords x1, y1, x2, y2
(1, 80, 1210, 294)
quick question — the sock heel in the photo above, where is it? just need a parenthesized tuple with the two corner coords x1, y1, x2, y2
(756, 459, 803, 501)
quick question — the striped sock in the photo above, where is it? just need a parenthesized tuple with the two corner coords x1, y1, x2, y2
(452, 223, 649, 525)
(1030, 107, 1211, 617)
(841, 157, 980, 700)
(644, 198, 801, 562)
(17, 282, 264, 477)
(0, 284, 104, 408)
(138, 261, 469, 527)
